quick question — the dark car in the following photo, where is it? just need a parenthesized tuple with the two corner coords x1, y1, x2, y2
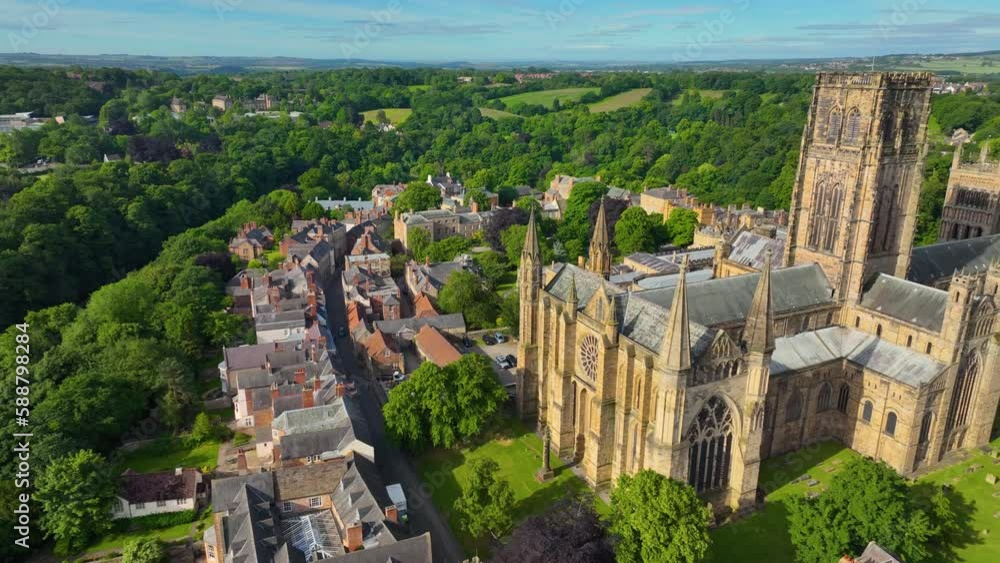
(506, 354, 517, 367)
(483, 334, 497, 346)
(462, 337, 473, 349)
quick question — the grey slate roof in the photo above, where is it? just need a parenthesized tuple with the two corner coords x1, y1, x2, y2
(857, 541, 905, 563)
(223, 484, 279, 563)
(626, 252, 680, 275)
(860, 274, 947, 332)
(332, 457, 396, 550)
(770, 327, 947, 387)
(727, 230, 785, 270)
(211, 472, 274, 513)
(907, 234, 1000, 285)
(633, 263, 835, 327)
(274, 460, 348, 502)
(636, 269, 714, 290)
(374, 313, 466, 334)
(334, 532, 433, 563)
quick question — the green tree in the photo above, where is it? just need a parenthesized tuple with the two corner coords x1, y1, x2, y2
(454, 458, 515, 541)
(787, 458, 956, 563)
(438, 270, 501, 329)
(408, 227, 432, 262)
(664, 207, 699, 247)
(474, 250, 510, 289)
(156, 358, 196, 432)
(514, 196, 542, 214)
(426, 235, 472, 262)
(36, 450, 116, 554)
(121, 537, 165, 563)
(464, 187, 493, 210)
(394, 183, 442, 213)
(384, 354, 507, 451)
(300, 201, 327, 220)
(190, 412, 224, 444)
(609, 470, 711, 563)
(500, 224, 553, 266)
(614, 207, 661, 255)
(499, 290, 520, 336)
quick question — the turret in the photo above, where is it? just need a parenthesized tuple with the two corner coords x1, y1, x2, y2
(566, 272, 578, 321)
(942, 268, 985, 349)
(587, 197, 613, 279)
(742, 250, 775, 356)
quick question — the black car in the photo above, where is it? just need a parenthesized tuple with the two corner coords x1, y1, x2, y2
(483, 334, 497, 346)
(506, 354, 517, 367)
(462, 337, 473, 349)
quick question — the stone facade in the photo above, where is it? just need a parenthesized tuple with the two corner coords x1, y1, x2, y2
(939, 144, 1000, 241)
(517, 72, 1000, 512)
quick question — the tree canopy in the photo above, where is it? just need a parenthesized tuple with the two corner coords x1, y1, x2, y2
(494, 495, 614, 563)
(453, 457, 516, 542)
(36, 450, 117, 555)
(394, 182, 442, 213)
(437, 270, 502, 329)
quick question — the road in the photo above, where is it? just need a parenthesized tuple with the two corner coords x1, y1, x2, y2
(323, 273, 466, 563)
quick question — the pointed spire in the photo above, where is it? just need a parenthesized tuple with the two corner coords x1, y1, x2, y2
(522, 211, 540, 261)
(605, 290, 618, 326)
(566, 272, 578, 306)
(659, 256, 691, 372)
(587, 197, 612, 278)
(744, 250, 775, 354)
(592, 197, 609, 247)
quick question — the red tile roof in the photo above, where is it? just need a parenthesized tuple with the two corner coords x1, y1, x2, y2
(414, 325, 461, 368)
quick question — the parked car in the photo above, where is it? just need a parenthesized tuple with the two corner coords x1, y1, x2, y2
(494, 332, 508, 344)
(392, 372, 407, 383)
(483, 334, 498, 346)
(495, 355, 512, 369)
(506, 354, 517, 367)
(462, 337, 473, 349)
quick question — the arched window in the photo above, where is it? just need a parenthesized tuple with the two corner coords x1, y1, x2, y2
(926, 342, 933, 354)
(855, 316, 861, 328)
(800, 316, 810, 333)
(870, 185, 899, 253)
(826, 108, 843, 144)
(826, 312, 834, 326)
(844, 108, 863, 145)
(631, 424, 640, 472)
(808, 182, 844, 252)
(837, 384, 850, 413)
(946, 353, 981, 431)
(862, 400, 874, 423)
(918, 411, 933, 444)
(906, 335, 913, 348)
(876, 324, 883, 337)
(817, 383, 832, 411)
(785, 391, 804, 422)
(686, 397, 734, 493)
(885, 412, 897, 436)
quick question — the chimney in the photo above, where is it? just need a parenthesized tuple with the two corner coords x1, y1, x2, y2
(384, 505, 399, 524)
(237, 450, 248, 474)
(346, 522, 363, 552)
(294, 368, 306, 385)
(271, 382, 280, 401)
(303, 388, 314, 409)
(336, 383, 346, 398)
(470, 200, 479, 214)
(313, 377, 323, 392)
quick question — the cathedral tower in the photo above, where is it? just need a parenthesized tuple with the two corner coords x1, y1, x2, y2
(784, 72, 933, 302)
(516, 212, 542, 419)
(587, 198, 613, 279)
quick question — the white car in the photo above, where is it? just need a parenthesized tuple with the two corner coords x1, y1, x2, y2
(392, 372, 407, 383)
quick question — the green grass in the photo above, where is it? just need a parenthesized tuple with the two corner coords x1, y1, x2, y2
(706, 438, 1000, 563)
(479, 107, 522, 120)
(407, 84, 430, 92)
(120, 436, 220, 473)
(84, 510, 212, 554)
(500, 87, 600, 109)
(416, 419, 602, 556)
(361, 108, 412, 125)
(672, 88, 728, 106)
(588, 88, 653, 113)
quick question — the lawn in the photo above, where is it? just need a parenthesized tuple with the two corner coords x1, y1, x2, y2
(84, 510, 212, 554)
(706, 437, 1000, 563)
(416, 419, 602, 556)
(588, 88, 653, 113)
(361, 108, 412, 125)
(479, 107, 522, 120)
(407, 84, 431, 92)
(672, 88, 728, 106)
(500, 87, 600, 109)
(119, 436, 220, 473)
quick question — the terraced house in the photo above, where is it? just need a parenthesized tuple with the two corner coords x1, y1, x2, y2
(516, 72, 1000, 513)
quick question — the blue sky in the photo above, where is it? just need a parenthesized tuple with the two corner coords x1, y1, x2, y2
(4, 0, 1000, 62)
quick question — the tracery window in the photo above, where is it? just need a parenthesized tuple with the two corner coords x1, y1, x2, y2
(579, 335, 600, 380)
(946, 353, 981, 431)
(844, 108, 863, 145)
(807, 182, 843, 252)
(817, 383, 832, 411)
(825, 108, 843, 144)
(885, 412, 897, 437)
(837, 384, 850, 413)
(687, 397, 734, 493)
(862, 400, 874, 423)
(785, 391, 804, 422)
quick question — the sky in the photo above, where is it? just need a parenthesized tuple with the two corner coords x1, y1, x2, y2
(3, 0, 1000, 63)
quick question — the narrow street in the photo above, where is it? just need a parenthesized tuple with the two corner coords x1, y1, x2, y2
(323, 273, 466, 563)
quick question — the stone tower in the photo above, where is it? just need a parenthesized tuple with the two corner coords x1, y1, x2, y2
(784, 72, 933, 302)
(939, 143, 1000, 241)
(587, 198, 613, 279)
(516, 212, 542, 419)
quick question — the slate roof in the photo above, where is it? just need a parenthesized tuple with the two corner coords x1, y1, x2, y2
(770, 327, 947, 387)
(856, 541, 905, 563)
(118, 469, 199, 503)
(635, 269, 714, 290)
(222, 484, 278, 563)
(273, 459, 348, 501)
(211, 472, 274, 513)
(626, 252, 680, 275)
(727, 230, 786, 270)
(907, 234, 1000, 285)
(224, 343, 279, 371)
(374, 313, 466, 335)
(860, 274, 948, 332)
(332, 457, 396, 550)
(334, 532, 433, 563)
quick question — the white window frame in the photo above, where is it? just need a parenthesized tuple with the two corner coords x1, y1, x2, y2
(309, 496, 322, 508)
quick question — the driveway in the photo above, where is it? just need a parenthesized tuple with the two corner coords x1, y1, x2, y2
(467, 337, 518, 392)
(323, 273, 466, 563)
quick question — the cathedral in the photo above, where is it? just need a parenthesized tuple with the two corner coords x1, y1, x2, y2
(515, 72, 1000, 512)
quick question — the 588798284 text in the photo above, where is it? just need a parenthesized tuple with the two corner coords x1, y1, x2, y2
(12, 323, 32, 550)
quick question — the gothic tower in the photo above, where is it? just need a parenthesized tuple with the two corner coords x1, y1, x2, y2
(516, 212, 542, 419)
(784, 72, 933, 302)
(587, 198, 613, 279)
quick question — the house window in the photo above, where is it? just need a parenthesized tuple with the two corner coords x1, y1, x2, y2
(837, 384, 850, 413)
(157, 500, 167, 508)
(282, 501, 293, 513)
(885, 412, 897, 436)
(862, 400, 874, 423)
(207, 545, 215, 558)
(305, 455, 314, 464)
(800, 316, 810, 333)
(826, 312, 834, 326)
(309, 497, 322, 508)
(135, 502, 145, 510)
(112, 499, 123, 512)
(176, 499, 183, 505)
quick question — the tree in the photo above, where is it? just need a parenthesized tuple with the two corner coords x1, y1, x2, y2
(407, 227, 432, 262)
(514, 195, 542, 214)
(438, 270, 501, 329)
(190, 412, 226, 444)
(384, 354, 507, 451)
(300, 201, 327, 220)
(664, 207, 699, 247)
(614, 206, 660, 255)
(609, 470, 711, 563)
(483, 207, 528, 249)
(157, 358, 196, 431)
(494, 495, 614, 563)
(394, 183, 442, 213)
(454, 458, 515, 541)
(464, 187, 492, 210)
(36, 450, 116, 554)
(474, 250, 509, 289)
(787, 458, 959, 563)
(426, 235, 472, 263)
(121, 537, 165, 563)
(499, 290, 520, 337)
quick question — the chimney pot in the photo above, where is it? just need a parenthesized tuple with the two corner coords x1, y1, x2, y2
(385, 505, 399, 524)
(346, 522, 364, 552)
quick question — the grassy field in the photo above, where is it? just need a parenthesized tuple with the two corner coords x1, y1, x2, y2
(407, 84, 431, 92)
(120, 436, 220, 473)
(672, 88, 728, 106)
(588, 88, 653, 113)
(706, 438, 1000, 563)
(479, 107, 522, 120)
(361, 108, 412, 125)
(500, 87, 600, 109)
(417, 419, 603, 556)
